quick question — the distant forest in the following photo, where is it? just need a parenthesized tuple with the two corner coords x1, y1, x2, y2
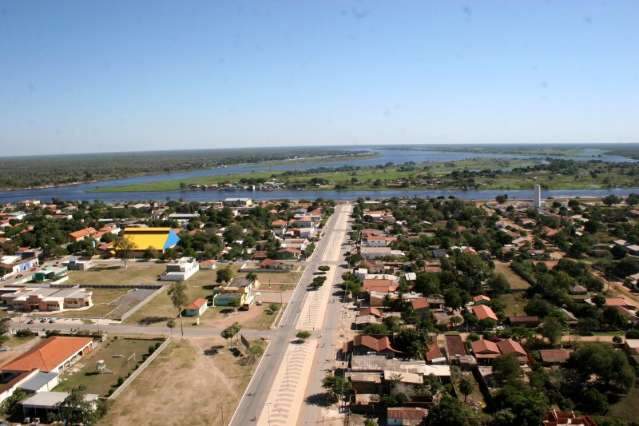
(0, 147, 356, 190)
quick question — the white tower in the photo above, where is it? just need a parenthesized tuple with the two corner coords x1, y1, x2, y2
(534, 184, 543, 210)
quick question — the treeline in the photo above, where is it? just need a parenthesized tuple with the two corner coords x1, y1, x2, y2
(0, 147, 358, 189)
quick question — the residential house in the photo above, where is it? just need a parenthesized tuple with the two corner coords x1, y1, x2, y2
(472, 305, 498, 322)
(352, 335, 399, 357)
(183, 298, 208, 317)
(213, 277, 260, 308)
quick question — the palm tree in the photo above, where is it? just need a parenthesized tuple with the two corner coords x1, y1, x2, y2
(114, 236, 135, 269)
(168, 281, 187, 337)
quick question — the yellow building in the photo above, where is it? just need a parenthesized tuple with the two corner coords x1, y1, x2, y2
(121, 227, 180, 254)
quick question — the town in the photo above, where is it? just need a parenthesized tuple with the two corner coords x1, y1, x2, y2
(0, 189, 637, 425)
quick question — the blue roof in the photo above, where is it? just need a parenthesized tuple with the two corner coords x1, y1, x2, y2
(164, 229, 180, 250)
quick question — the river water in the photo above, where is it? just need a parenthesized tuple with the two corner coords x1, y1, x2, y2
(0, 147, 636, 203)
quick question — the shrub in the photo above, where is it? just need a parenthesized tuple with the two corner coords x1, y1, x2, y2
(296, 331, 311, 340)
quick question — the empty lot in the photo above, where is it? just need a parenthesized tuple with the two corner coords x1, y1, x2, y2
(98, 337, 258, 426)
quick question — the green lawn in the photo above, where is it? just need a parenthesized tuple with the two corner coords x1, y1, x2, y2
(55, 337, 164, 396)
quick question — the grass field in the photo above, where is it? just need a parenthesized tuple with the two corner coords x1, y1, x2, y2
(126, 266, 291, 329)
(494, 261, 530, 291)
(68, 262, 165, 286)
(98, 337, 259, 426)
(608, 384, 639, 423)
(95, 156, 639, 193)
(55, 337, 163, 396)
(49, 288, 132, 319)
(95, 158, 538, 192)
(124, 270, 219, 325)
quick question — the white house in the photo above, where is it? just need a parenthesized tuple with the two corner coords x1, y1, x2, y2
(160, 257, 199, 281)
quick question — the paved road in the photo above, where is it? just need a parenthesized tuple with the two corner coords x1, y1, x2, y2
(299, 240, 354, 425)
(229, 204, 351, 426)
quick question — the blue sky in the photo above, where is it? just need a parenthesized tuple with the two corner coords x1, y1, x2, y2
(1, 1, 638, 156)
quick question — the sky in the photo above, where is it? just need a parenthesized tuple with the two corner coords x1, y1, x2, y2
(0, 0, 638, 156)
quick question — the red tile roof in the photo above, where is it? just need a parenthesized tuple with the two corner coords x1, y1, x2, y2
(186, 298, 207, 310)
(410, 297, 429, 310)
(69, 227, 96, 240)
(353, 335, 397, 353)
(472, 305, 498, 321)
(1, 336, 92, 372)
(539, 349, 571, 364)
(471, 339, 500, 355)
(363, 279, 398, 293)
(425, 343, 443, 362)
(496, 339, 527, 357)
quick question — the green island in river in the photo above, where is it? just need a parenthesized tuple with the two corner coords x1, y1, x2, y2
(95, 158, 639, 193)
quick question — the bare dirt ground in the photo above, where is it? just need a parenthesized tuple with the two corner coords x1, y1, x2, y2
(99, 337, 256, 426)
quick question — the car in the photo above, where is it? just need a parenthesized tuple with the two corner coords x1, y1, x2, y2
(39, 318, 46, 323)
(27, 320, 34, 325)
(48, 319, 55, 323)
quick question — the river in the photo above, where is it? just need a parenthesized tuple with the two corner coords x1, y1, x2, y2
(0, 147, 636, 203)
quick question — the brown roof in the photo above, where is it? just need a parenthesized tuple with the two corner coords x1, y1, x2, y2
(353, 335, 397, 353)
(1, 336, 92, 372)
(538, 349, 572, 364)
(508, 315, 540, 325)
(387, 407, 428, 422)
(445, 334, 466, 357)
(358, 307, 383, 318)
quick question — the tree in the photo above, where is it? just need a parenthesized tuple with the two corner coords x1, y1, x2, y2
(56, 387, 98, 425)
(567, 343, 635, 393)
(221, 322, 241, 345)
(491, 383, 548, 426)
(322, 373, 352, 404)
(114, 236, 135, 269)
(216, 267, 234, 284)
(493, 354, 521, 385)
(426, 394, 480, 426)
(459, 376, 472, 402)
(541, 316, 563, 346)
(296, 331, 311, 340)
(168, 281, 187, 337)
(245, 271, 257, 283)
(0, 388, 28, 418)
(603, 195, 621, 206)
